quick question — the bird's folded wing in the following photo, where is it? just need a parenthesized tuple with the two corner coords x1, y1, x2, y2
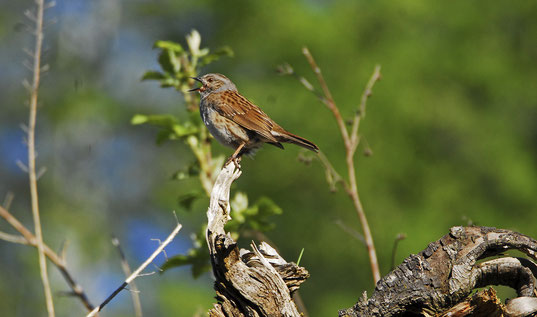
(211, 91, 279, 143)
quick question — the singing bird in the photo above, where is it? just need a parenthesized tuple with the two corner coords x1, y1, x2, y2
(189, 73, 319, 165)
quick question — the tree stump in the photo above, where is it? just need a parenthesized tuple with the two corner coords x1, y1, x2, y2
(205, 164, 309, 317)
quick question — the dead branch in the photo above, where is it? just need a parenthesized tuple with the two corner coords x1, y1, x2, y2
(112, 236, 143, 317)
(87, 222, 182, 317)
(340, 226, 537, 317)
(206, 163, 309, 316)
(0, 205, 95, 311)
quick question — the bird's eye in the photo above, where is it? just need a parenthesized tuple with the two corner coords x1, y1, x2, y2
(207, 78, 213, 83)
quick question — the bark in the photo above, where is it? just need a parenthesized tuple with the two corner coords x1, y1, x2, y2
(203, 165, 537, 316)
(340, 226, 537, 317)
(205, 164, 309, 317)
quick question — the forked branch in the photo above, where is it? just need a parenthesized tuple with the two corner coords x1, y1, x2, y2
(281, 48, 382, 283)
(0, 205, 95, 311)
(87, 222, 182, 317)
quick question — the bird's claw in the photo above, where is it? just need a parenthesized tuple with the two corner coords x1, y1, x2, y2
(225, 156, 242, 169)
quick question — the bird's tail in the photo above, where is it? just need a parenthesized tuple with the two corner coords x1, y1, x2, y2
(278, 130, 319, 153)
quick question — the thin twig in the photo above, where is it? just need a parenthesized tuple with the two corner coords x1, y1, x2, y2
(2, 191, 14, 210)
(292, 48, 382, 284)
(350, 65, 382, 155)
(390, 233, 406, 270)
(87, 223, 182, 317)
(334, 219, 366, 245)
(0, 205, 95, 311)
(26, 0, 54, 314)
(112, 236, 143, 317)
(302, 47, 351, 147)
(317, 151, 347, 192)
(0, 231, 28, 245)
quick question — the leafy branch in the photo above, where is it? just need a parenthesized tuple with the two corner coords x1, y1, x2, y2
(137, 30, 283, 277)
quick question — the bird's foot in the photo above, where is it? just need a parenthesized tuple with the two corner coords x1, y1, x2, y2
(225, 155, 242, 169)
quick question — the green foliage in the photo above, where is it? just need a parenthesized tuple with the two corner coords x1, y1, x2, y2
(131, 114, 198, 144)
(136, 30, 283, 278)
(226, 193, 283, 236)
(177, 191, 203, 211)
(142, 30, 233, 93)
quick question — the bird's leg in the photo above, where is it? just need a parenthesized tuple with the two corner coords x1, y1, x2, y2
(225, 143, 245, 168)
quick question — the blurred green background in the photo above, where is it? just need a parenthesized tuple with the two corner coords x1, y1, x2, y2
(1, 0, 537, 316)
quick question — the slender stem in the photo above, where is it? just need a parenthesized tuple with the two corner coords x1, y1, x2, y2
(345, 152, 380, 283)
(299, 48, 382, 284)
(390, 233, 406, 270)
(27, 0, 54, 314)
(87, 223, 182, 317)
(0, 205, 95, 311)
(350, 65, 382, 154)
(0, 231, 28, 244)
(112, 237, 143, 317)
(302, 48, 351, 148)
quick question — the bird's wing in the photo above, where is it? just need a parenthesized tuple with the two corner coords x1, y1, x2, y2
(209, 90, 279, 143)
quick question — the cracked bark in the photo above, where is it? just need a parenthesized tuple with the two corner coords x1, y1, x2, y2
(202, 165, 537, 316)
(341, 226, 537, 317)
(205, 164, 309, 317)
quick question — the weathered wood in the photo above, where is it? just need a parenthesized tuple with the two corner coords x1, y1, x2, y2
(206, 164, 309, 317)
(340, 226, 537, 316)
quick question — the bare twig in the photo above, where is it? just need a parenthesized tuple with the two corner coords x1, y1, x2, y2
(350, 65, 381, 155)
(334, 219, 366, 245)
(390, 233, 406, 270)
(2, 191, 14, 210)
(26, 0, 54, 314)
(0, 231, 28, 244)
(87, 223, 182, 317)
(112, 236, 143, 317)
(291, 48, 382, 283)
(0, 205, 95, 311)
(302, 47, 351, 147)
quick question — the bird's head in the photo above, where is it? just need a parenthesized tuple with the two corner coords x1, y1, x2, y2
(189, 73, 237, 97)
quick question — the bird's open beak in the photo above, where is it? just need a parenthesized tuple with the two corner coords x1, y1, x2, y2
(188, 77, 203, 92)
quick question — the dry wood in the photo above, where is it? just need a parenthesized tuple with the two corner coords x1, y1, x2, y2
(340, 226, 537, 317)
(206, 163, 309, 316)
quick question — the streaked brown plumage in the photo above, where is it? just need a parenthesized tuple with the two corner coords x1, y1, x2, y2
(189, 73, 318, 164)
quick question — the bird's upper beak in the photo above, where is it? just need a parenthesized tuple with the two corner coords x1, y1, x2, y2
(188, 77, 203, 92)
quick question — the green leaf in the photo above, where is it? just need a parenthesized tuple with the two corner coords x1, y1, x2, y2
(141, 71, 166, 81)
(198, 46, 234, 67)
(226, 196, 283, 234)
(153, 40, 185, 53)
(155, 129, 174, 145)
(131, 114, 178, 127)
(131, 114, 149, 125)
(172, 122, 198, 137)
(161, 228, 211, 278)
(158, 50, 179, 75)
(214, 46, 234, 58)
(159, 77, 180, 88)
(177, 192, 202, 211)
(171, 162, 200, 180)
(161, 250, 211, 278)
(255, 197, 283, 217)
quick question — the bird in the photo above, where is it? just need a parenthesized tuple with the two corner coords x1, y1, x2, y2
(189, 73, 319, 166)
